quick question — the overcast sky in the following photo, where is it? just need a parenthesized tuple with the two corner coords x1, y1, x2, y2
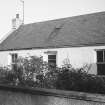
(0, 0, 105, 40)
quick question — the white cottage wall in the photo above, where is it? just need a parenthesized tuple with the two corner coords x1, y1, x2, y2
(0, 45, 105, 74)
(0, 52, 9, 67)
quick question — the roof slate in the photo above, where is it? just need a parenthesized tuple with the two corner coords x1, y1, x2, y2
(0, 11, 105, 51)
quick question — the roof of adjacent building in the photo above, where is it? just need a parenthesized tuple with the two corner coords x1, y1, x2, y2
(0, 11, 105, 51)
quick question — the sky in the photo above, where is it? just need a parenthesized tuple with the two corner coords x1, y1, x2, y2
(0, 0, 105, 40)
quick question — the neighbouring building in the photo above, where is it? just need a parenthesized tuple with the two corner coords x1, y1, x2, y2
(0, 12, 105, 75)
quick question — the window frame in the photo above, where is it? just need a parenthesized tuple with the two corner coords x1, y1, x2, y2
(44, 51, 57, 66)
(10, 53, 18, 70)
(96, 49, 105, 63)
(48, 54, 56, 66)
(11, 53, 18, 64)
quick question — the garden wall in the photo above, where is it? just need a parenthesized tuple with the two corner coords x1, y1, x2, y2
(0, 84, 105, 105)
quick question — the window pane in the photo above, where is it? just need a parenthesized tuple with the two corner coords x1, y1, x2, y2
(48, 60, 56, 63)
(97, 51, 103, 62)
(48, 55, 56, 59)
(11, 53, 18, 63)
(97, 64, 105, 75)
(48, 55, 56, 66)
(15, 54, 17, 59)
(12, 54, 15, 62)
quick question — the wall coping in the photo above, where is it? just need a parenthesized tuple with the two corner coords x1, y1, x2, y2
(0, 84, 105, 103)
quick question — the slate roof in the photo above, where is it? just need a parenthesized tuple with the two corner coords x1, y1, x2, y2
(0, 11, 105, 51)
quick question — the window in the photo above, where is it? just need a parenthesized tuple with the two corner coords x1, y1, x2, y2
(97, 50, 105, 63)
(48, 55, 56, 66)
(11, 53, 18, 70)
(44, 51, 57, 67)
(96, 50, 105, 75)
(11, 53, 18, 63)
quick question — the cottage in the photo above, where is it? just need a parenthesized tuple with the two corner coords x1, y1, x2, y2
(0, 12, 105, 75)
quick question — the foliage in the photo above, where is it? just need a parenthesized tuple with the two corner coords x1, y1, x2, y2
(43, 66, 60, 88)
(0, 56, 48, 87)
(56, 67, 105, 94)
(0, 66, 17, 85)
(16, 56, 48, 87)
(0, 56, 105, 94)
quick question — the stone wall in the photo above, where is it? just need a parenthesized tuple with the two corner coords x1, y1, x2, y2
(0, 84, 105, 105)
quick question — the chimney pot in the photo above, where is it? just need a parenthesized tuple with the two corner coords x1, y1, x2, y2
(16, 14, 19, 18)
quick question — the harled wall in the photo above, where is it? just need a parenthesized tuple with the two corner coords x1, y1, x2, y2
(0, 45, 105, 74)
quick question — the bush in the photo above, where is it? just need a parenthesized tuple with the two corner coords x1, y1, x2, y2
(0, 56, 48, 87)
(43, 67, 60, 88)
(56, 67, 105, 94)
(0, 67, 17, 85)
(16, 55, 48, 87)
(0, 56, 105, 94)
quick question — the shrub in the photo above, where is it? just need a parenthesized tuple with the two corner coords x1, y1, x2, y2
(0, 56, 48, 87)
(0, 66, 17, 85)
(16, 56, 48, 87)
(56, 67, 105, 94)
(0, 56, 105, 94)
(43, 67, 60, 88)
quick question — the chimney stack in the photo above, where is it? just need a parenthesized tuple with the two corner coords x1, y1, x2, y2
(12, 14, 22, 29)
